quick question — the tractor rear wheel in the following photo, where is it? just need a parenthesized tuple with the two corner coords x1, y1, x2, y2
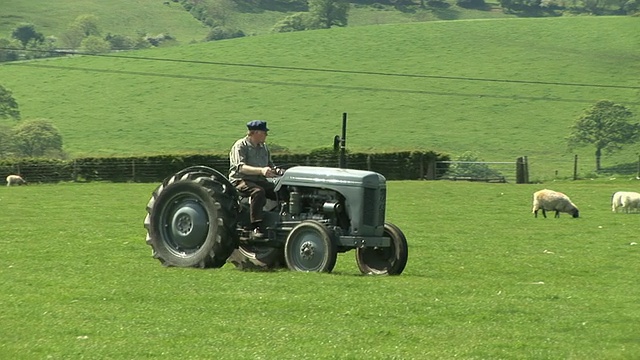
(143, 167, 238, 268)
(355, 222, 408, 275)
(284, 221, 337, 273)
(227, 245, 285, 271)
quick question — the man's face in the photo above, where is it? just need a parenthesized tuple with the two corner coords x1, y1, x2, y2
(254, 130, 268, 144)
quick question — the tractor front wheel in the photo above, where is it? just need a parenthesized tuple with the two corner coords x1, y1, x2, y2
(284, 221, 337, 273)
(355, 222, 408, 275)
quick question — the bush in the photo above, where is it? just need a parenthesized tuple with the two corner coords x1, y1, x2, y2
(145, 33, 177, 47)
(0, 38, 21, 62)
(205, 27, 245, 41)
(105, 33, 137, 50)
(81, 35, 111, 54)
(272, 12, 310, 33)
(446, 151, 503, 179)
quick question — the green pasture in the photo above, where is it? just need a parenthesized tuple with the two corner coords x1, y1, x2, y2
(0, 0, 209, 45)
(1, 180, 639, 359)
(0, 16, 638, 181)
(0, 0, 514, 40)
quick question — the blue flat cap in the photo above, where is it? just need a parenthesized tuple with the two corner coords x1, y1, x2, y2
(246, 120, 269, 131)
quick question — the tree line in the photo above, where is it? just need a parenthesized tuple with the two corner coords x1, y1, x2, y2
(0, 14, 175, 62)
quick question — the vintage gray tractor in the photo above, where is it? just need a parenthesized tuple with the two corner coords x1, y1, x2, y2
(143, 165, 408, 274)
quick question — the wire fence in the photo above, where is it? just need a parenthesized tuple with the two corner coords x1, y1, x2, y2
(435, 161, 517, 183)
(4, 153, 640, 185)
(0, 152, 443, 184)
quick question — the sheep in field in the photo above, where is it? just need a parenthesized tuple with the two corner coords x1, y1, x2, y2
(611, 191, 640, 213)
(6, 174, 27, 186)
(532, 189, 579, 218)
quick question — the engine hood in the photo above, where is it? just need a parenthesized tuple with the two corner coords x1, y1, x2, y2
(275, 166, 386, 190)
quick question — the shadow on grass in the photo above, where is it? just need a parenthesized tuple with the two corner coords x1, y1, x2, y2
(598, 161, 640, 177)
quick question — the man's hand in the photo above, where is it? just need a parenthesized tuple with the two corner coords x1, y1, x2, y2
(261, 167, 276, 178)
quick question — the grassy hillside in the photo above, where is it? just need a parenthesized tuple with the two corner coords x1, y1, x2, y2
(0, 16, 638, 180)
(0, 0, 516, 40)
(0, 0, 210, 44)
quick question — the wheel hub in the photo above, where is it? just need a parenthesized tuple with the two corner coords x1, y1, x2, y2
(169, 201, 209, 250)
(299, 241, 315, 260)
(175, 214, 193, 235)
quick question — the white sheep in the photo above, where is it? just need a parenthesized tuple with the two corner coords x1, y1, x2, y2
(532, 189, 579, 218)
(611, 191, 640, 213)
(6, 174, 27, 186)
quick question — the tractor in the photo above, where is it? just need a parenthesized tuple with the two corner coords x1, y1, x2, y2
(143, 165, 408, 274)
(143, 113, 408, 274)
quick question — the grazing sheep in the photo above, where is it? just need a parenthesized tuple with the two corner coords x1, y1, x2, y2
(6, 174, 27, 186)
(532, 189, 579, 218)
(611, 191, 640, 213)
(611, 191, 624, 212)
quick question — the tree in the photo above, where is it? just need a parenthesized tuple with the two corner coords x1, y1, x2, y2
(0, 38, 22, 62)
(0, 124, 16, 158)
(272, 12, 311, 32)
(24, 36, 58, 60)
(11, 23, 44, 48)
(307, 0, 349, 29)
(12, 119, 64, 158)
(81, 35, 111, 54)
(0, 85, 20, 120)
(60, 14, 101, 49)
(60, 26, 85, 49)
(567, 100, 638, 171)
(206, 0, 237, 27)
(623, 0, 639, 13)
(71, 14, 101, 37)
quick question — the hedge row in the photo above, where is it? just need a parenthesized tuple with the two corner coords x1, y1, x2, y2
(0, 150, 450, 184)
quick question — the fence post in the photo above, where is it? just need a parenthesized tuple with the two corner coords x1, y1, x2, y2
(132, 159, 136, 183)
(516, 156, 530, 184)
(516, 157, 524, 184)
(73, 159, 77, 182)
(366, 154, 372, 171)
(636, 154, 640, 179)
(425, 157, 436, 180)
(573, 154, 578, 180)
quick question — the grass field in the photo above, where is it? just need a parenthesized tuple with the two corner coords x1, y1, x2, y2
(1, 180, 639, 358)
(0, 16, 638, 181)
(0, 0, 514, 40)
(0, 0, 210, 45)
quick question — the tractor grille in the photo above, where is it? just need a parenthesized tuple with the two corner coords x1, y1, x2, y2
(362, 187, 379, 226)
(379, 187, 386, 224)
